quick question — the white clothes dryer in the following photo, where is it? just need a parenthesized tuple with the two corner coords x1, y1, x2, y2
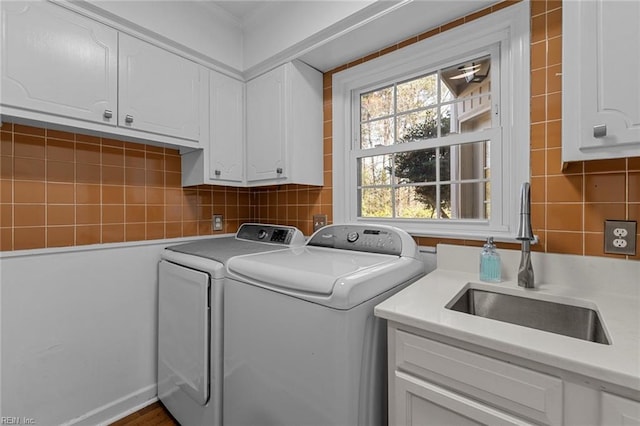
(157, 223, 304, 426)
(223, 223, 426, 426)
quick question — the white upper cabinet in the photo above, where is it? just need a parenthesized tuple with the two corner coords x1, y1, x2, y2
(246, 61, 323, 186)
(182, 70, 244, 187)
(246, 64, 287, 182)
(1, 1, 117, 125)
(563, 0, 640, 161)
(118, 33, 206, 143)
(209, 72, 244, 183)
(182, 62, 323, 188)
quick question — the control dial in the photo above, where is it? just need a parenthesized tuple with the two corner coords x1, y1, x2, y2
(257, 229, 268, 240)
(346, 231, 359, 243)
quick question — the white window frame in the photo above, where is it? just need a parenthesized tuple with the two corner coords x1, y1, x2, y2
(332, 2, 530, 241)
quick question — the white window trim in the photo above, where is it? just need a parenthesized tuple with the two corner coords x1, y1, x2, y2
(332, 2, 530, 242)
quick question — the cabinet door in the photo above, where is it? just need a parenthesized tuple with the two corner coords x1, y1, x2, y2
(1, 2, 117, 125)
(601, 393, 640, 426)
(563, 0, 640, 161)
(209, 72, 244, 183)
(394, 371, 532, 426)
(246, 65, 287, 182)
(119, 33, 203, 142)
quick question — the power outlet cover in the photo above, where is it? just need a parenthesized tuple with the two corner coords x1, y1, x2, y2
(212, 214, 224, 231)
(313, 214, 328, 232)
(604, 220, 636, 255)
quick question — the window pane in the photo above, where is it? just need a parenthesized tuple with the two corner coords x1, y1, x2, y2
(397, 73, 437, 112)
(441, 77, 454, 103)
(394, 148, 439, 184)
(359, 188, 392, 218)
(444, 96, 492, 136)
(446, 182, 490, 219)
(397, 108, 438, 142)
(359, 155, 392, 186)
(395, 186, 437, 218)
(361, 86, 394, 121)
(354, 52, 498, 225)
(440, 105, 452, 137)
(449, 141, 489, 181)
(441, 55, 491, 101)
(360, 118, 394, 148)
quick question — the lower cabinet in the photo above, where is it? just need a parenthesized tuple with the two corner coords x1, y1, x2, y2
(388, 326, 640, 426)
(391, 329, 562, 426)
(395, 371, 533, 426)
(601, 393, 640, 425)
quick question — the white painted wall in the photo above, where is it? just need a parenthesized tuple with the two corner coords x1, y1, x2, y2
(0, 239, 202, 425)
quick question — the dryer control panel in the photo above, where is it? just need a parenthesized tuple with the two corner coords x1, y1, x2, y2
(236, 223, 305, 246)
(307, 224, 418, 258)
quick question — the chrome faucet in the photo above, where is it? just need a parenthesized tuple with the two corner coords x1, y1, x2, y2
(516, 182, 535, 288)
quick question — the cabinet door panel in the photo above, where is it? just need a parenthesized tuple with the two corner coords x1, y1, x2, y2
(601, 393, 640, 426)
(119, 33, 202, 141)
(1, 2, 117, 125)
(395, 329, 563, 426)
(246, 65, 287, 182)
(394, 372, 532, 426)
(563, 0, 640, 160)
(210, 72, 244, 183)
(582, 1, 640, 149)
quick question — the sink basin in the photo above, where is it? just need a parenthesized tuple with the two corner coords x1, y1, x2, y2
(447, 288, 610, 345)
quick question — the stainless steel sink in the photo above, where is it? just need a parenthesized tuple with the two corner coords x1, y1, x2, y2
(447, 288, 610, 345)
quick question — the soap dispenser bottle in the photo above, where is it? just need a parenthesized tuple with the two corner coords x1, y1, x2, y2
(479, 237, 501, 282)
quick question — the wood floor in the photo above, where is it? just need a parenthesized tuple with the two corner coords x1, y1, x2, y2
(110, 402, 178, 426)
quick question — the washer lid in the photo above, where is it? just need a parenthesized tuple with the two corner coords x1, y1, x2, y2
(227, 246, 397, 296)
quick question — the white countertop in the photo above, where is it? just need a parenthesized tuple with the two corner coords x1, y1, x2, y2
(375, 244, 640, 392)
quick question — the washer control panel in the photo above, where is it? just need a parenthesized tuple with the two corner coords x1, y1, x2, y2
(307, 224, 417, 257)
(236, 223, 305, 246)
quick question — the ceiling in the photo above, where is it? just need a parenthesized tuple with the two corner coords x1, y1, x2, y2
(207, 1, 279, 25)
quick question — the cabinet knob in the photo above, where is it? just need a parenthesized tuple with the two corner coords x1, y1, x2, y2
(125, 114, 134, 124)
(276, 168, 283, 174)
(103, 110, 113, 119)
(214, 170, 221, 176)
(593, 124, 607, 138)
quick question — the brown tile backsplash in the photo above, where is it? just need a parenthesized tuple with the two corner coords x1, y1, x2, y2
(0, 124, 252, 251)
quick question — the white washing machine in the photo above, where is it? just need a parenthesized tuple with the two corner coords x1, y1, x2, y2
(223, 223, 426, 426)
(157, 223, 305, 426)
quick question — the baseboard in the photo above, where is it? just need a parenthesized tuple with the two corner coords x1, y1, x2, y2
(61, 384, 158, 426)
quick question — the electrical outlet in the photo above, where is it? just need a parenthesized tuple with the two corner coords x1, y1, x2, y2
(604, 220, 636, 255)
(313, 214, 328, 232)
(212, 214, 224, 231)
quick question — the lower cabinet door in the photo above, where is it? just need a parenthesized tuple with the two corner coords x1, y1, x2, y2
(394, 371, 532, 426)
(601, 392, 640, 426)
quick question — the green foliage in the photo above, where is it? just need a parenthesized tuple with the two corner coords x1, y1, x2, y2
(393, 117, 451, 218)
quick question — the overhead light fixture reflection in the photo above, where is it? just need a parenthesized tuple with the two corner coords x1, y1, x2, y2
(451, 62, 488, 83)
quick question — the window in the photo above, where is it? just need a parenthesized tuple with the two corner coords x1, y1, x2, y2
(333, 3, 530, 240)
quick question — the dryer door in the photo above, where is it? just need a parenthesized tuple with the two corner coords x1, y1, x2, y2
(158, 260, 210, 405)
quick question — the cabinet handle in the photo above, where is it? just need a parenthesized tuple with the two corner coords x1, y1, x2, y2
(276, 168, 283, 174)
(593, 124, 607, 138)
(103, 110, 113, 119)
(125, 114, 134, 124)
(214, 170, 221, 176)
